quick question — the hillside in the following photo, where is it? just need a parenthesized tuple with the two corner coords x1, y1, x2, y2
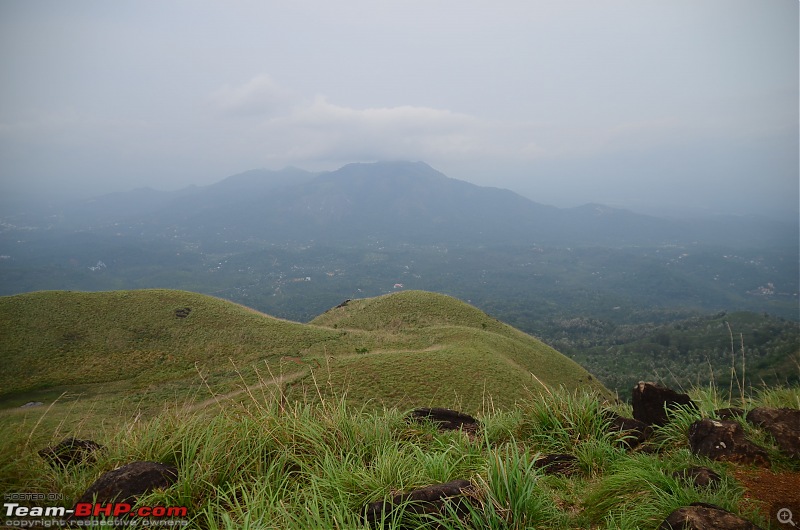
(0, 289, 609, 423)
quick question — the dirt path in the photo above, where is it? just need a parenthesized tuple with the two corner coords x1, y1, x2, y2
(186, 370, 306, 412)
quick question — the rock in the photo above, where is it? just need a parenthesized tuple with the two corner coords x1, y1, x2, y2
(407, 408, 481, 434)
(714, 408, 745, 420)
(688, 419, 770, 467)
(746, 407, 800, 459)
(533, 453, 579, 476)
(73, 461, 178, 507)
(38, 437, 104, 468)
(659, 502, 764, 529)
(632, 382, 697, 426)
(604, 411, 652, 449)
(20, 401, 43, 408)
(671, 467, 723, 488)
(364, 479, 473, 527)
(174, 307, 191, 318)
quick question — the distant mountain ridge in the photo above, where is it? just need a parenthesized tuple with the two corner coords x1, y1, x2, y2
(16, 161, 799, 248)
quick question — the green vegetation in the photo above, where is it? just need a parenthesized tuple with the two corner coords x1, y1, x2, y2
(1, 288, 797, 528)
(0, 289, 608, 429)
(2, 384, 797, 529)
(2, 234, 797, 399)
(550, 310, 800, 399)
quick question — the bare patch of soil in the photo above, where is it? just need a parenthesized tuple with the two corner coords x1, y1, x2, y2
(733, 467, 800, 527)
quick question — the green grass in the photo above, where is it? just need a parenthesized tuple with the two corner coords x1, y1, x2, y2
(0, 289, 609, 434)
(2, 288, 796, 528)
(3, 385, 796, 529)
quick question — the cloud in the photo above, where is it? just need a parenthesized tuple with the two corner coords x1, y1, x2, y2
(204, 77, 559, 168)
(210, 74, 296, 117)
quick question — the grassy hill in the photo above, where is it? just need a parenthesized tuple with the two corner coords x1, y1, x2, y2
(1, 289, 798, 529)
(0, 289, 609, 431)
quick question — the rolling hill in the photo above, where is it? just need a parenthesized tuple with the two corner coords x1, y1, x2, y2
(0, 289, 609, 424)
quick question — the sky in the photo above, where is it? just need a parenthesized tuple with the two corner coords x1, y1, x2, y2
(1, 0, 797, 220)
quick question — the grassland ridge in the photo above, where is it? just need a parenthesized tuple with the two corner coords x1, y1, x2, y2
(1, 288, 610, 431)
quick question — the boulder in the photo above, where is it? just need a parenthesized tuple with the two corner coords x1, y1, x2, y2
(746, 407, 800, 459)
(407, 408, 481, 434)
(533, 453, 579, 476)
(659, 502, 763, 529)
(73, 461, 178, 507)
(604, 411, 652, 449)
(38, 437, 104, 468)
(688, 419, 770, 467)
(632, 382, 697, 426)
(714, 408, 745, 420)
(671, 467, 723, 488)
(364, 479, 473, 527)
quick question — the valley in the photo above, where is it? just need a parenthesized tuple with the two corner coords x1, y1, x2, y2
(1, 162, 797, 398)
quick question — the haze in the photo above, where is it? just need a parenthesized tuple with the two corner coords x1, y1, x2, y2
(1, 0, 797, 221)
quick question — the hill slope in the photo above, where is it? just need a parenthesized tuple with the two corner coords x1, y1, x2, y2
(0, 289, 609, 420)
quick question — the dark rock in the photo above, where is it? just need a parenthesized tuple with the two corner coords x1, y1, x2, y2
(671, 467, 723, 488)
(604, 411, 652, 449)
(688, 419, 770, 467)
(746, 407, 800, 459)
(335, 299, 351, 308)
(364, 479, 473, 527)
(659, 502, 763, 529)
(632, 382, 698, 426)
(533, 453, 579, 476)
(38, 437, 104, 468)
(73, 461, 178, 507)
(174, 307, 191, 318)
(407, 408, 481, 434)
(715, 408, 745, 420)
(21, 401, 44, 408)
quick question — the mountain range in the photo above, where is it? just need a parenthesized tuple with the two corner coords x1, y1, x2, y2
(0, 161, 797, 397)
(19, 161, 797, 248)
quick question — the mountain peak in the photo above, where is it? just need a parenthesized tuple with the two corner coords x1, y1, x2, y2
(331, 160, 446, 181)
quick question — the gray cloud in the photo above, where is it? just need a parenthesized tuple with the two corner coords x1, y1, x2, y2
(0, 0, 796, 220)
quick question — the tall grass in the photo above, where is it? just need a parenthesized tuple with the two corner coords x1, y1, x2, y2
(2, 383, 796, 529)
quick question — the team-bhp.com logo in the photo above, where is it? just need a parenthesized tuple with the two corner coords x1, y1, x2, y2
(3, 498, 188, 527)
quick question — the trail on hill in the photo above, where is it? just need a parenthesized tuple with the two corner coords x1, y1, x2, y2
(188, 346, 458, 413)
(187, 371, 305, 412)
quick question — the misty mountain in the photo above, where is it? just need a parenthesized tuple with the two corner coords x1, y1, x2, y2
(31, 161, 796, 248)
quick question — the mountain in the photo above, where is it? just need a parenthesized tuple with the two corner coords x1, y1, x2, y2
(17, 161, 795, 248)
(0, 289, 609, 416)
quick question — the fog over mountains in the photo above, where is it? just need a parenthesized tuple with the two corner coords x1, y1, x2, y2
(21, 161, 798, 249)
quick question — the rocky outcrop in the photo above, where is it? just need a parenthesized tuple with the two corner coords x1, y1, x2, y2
(605, 411, 652, 449)
(632, 382, 697, 426)
(407, 408, 481, 434)
(746, 407, 800, 459)
(688, 419, 770, 467)
(38, 437, 104, 468)
(671, 467, 723, 488)
(364, 479, 473, 527)
(73, 461, 178, 507)
(714, 408, 745, 420)
(659, 503, 763, 529)
(533, 453, 579, 476)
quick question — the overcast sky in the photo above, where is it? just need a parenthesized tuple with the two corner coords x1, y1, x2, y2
(1, 1, 797, 219)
